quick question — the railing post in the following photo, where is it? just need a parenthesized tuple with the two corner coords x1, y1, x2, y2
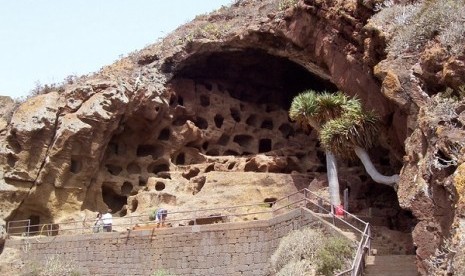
(318, 198, 323, 213)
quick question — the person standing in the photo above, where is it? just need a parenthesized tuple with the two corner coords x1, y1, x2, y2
(102, 209, 113, 232)
(155, 208, 168, 228)
(93, 212, 103, 233)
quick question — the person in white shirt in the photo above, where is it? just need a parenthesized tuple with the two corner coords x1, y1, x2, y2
(102, 209, 113, 232)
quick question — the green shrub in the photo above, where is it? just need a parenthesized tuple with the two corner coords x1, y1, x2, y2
(270, 227, 354, 276)
(316, 236, 354, 276)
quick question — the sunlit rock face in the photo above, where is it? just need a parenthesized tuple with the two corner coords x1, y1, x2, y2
(2, 0, 465, 274)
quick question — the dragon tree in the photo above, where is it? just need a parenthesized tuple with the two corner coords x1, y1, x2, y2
(289, 90, 400, 208)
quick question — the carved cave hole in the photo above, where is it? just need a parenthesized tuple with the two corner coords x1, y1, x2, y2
(7, 133, 22, 153)
(217, 134, 230, 146)
(70, 158, 82, 174)
(102, 185, 127, 214)
(230, 108, 241, 122)
(227, 162, 236, 170)
(158, 128, 170, 140)
(264, 197, 277, 207)
(139, 176, 147, 186)
(246, 114, 258, 127)
(214, 114, 224, 128)
(106, 164, 123, 176)
(205, 164, 215, 173)
(149, 162, 170, 175)
(173, 152, 186, 165)
(206, 148, 220, 156)
(200, 94, 210, 107)
(233, 134, 253, 148)
(131, 199, 138, 212)
(278, 123, 295, 138)
(224, 150, 239, 156)
(259, 139, 272, 153)
(121, 181, 133, 196)
(107, 142, 118, 155)
(178, 96, 184, 106)
(261, 119, 274, 130)
(155, 182, 166, 191)
(202, 142, 209, 151)
(127, 162, 141, 174)
(7, 154, 18, 167)
(194, 116, 208, 130)
(136, 144, 164, 159)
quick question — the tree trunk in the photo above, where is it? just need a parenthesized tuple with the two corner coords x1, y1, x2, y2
(326, 151, 341, 206)
(354, 146, 400, 186)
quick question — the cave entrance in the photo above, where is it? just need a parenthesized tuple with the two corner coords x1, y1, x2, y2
(28, 215, 40, 235)
(102, 185, 127, 214)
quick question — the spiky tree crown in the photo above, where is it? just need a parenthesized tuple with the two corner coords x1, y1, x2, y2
(289, 90, 379, 158)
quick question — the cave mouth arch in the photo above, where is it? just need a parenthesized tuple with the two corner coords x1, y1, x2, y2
(171, 48, 338, 110)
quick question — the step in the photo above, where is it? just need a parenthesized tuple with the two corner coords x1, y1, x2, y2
(365, 255, 418, 276)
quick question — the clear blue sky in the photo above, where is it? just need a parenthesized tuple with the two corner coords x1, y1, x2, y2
(0, 0, 232, 99)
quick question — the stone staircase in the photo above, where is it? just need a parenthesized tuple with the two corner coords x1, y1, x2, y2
(364, 226, 418, 276)
(365, 255, 418, 276)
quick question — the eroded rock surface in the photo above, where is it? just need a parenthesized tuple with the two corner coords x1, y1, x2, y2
(1, 0, 464, 274)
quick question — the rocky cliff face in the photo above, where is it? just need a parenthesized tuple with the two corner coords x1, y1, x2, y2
(1, 0, 464, 274)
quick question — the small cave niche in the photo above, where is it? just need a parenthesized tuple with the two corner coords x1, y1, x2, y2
(121, 181, 133, 196)
(102, 185, 127, 214)
(224, 150, 239, 156)
(172, 115, 193, 126)
(263, 197, 277, 207)
(127, 162, 141, 174)
(107, 141, 126, 155)
(227, 162, 236, 170)
(155, 182, 166, 191)
(106, 164, 123, 176)
(246, 115, 258, 127)
(233, 134, 254, 148)
(261, 119, 274, 130)
(148, 162, 170, 175)
(217, 134, 230, 146)
(230, 108, 241, 122)
(7, 153, 18, 167)
(139, 176, 147, 186)
(200, 94, 210, 107)
(178, 96, 184, 106)
(206, 149, 220, 156)
(7, 132, 22, 153)
(214, 114, 224, 128)
(173, 152, 186, 165)
(194, 116, 208, 130)
(136, 144, 164, 159)
(182, 167, 200, 180)
(202, 142, 209, 151)
(205, 164, 215, 173)
(278, 123, 295, 138)
(258, 139, 272, 153)
(158, 128, 171, 141)
(131, 199, 138, 212)
(70, 158, 82, 174)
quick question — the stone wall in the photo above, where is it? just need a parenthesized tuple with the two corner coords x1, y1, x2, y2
(4, 209, 326, 276)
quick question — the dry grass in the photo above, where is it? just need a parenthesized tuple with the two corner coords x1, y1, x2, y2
(368, 0, 465, 56)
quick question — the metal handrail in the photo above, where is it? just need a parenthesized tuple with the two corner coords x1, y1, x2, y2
(5, 188, 371, 275)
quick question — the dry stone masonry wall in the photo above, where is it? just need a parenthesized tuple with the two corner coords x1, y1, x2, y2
(5, 209, 324, 276)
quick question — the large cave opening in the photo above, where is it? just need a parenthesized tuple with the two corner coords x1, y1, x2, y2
(167, 48, 411, 233)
